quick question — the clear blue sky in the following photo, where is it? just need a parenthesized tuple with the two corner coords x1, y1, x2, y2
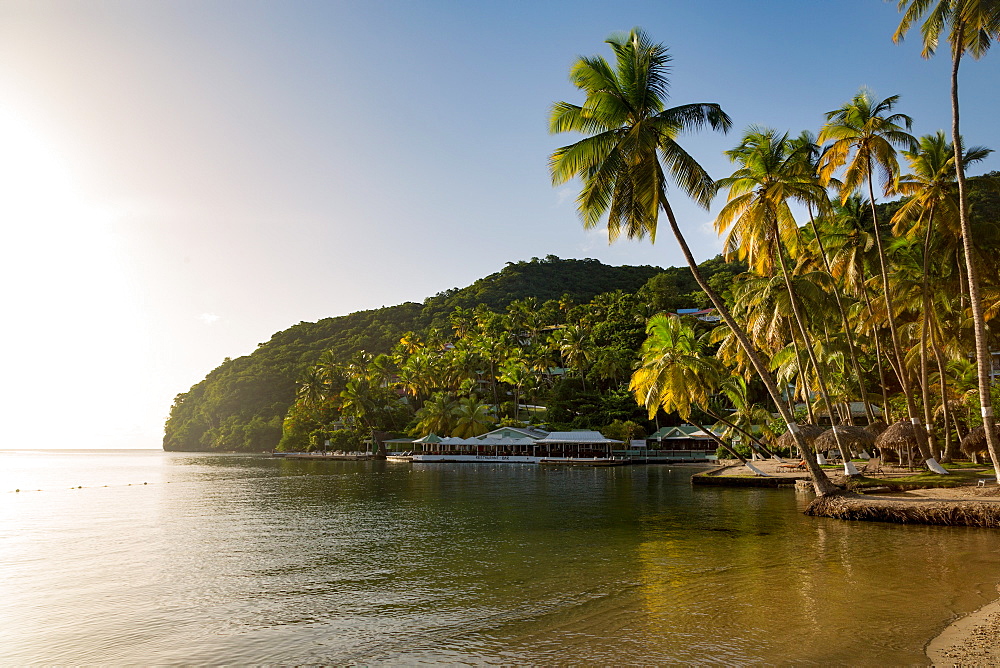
(0, 0, 995, 448)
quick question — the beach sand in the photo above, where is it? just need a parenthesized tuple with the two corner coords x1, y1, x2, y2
(926, 587, 1000, 666)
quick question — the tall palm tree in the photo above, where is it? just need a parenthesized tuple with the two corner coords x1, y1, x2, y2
(715, 127, 860, 471)
(556, 324, 593, 390)
(789, 131, 876, 424)
(893, 132, 992, 459)
(894, 0, 1000, 479)
(817, 89, 942, 469)
(412, 392, 456, 437)
(549, 28, 838, 494)
(452, 396, 494, 438)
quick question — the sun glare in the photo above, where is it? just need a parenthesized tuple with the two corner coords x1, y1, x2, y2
(0, 105, 149, 448)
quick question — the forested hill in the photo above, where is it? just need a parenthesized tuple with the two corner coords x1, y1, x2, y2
(162, 256, 675, 452)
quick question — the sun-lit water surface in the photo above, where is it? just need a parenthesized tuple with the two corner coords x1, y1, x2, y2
(1, 449, 998, 664)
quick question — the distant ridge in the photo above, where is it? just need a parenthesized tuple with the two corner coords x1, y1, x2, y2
(162, 256, 663, 452)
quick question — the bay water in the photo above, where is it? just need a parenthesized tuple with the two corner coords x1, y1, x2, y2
(1, 450, 998, 664)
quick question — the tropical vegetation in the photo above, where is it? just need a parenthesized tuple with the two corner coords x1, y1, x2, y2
(165, 10, 1000, 500)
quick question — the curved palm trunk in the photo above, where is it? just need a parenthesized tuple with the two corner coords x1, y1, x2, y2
(951, 38, 1000, 480)
(857, 277, 892, 422)
(865, 162, 937, 467)
(932, 327, 959, 462)
(921, 204, 939, 459)
(806, 210, 876, 424)
(689, 417, 746, 465)
(772, 227, 853, 474)
(705, 408, 781, 460)
(786, 321, 816, 424)
(662, 200, 839, 495)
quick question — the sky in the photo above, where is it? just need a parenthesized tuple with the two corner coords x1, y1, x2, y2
(0, 0, 996, 449)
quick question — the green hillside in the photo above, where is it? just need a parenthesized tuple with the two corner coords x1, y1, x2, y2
(163, 256, 684, 452)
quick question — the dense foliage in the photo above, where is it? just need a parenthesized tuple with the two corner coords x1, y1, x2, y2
(162, 256, 689, 451)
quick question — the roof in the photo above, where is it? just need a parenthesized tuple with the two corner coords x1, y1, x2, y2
(480, 426, 550, 440)
(650, 425, 719, 440)
(536, 430, 621, 444)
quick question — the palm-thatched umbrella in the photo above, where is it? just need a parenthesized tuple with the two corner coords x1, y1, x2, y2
(865, 421, 889, 437)
(875, 420, 921, 465)
(961, 425, 988, 460)
(814, 425, 877, 457)
(774, 425, 824, 456)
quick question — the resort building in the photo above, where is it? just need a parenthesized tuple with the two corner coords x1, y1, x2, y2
(389, 427, 622, 464)
(645, 425, 719, 460)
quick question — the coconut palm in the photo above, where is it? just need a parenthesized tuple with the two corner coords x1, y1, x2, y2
(452, 396, 494, 438)
(631, 314, 747, 463)
(715, 127, 855, 467)
(816, 89, 941, 468)
(412, 392, 456, 437)
(549, 28, 837, 494)
(892, 132, 992, 459)
(789, 131, 876, 424)
(556, 324, 593, 390)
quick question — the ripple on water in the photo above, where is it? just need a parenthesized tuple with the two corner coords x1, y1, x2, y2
(1, 454, 998, 664)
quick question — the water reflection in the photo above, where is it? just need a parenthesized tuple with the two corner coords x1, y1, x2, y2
(1, 453, 998, 664)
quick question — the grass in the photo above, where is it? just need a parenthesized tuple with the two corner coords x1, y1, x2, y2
(846, 468, 987, 491)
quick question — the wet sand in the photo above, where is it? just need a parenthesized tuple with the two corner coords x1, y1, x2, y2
(926, 588, 1000, 666)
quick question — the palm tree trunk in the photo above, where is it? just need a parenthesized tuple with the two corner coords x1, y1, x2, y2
(773, 228, 852, 472)
(806, 209, 875, 424)
(933, 327, 959, 462)
(865, 162, 936, 466)
(950, 36, 1000, 480)
(921, 205, 938, 459)
(857, 277, 892, 422)
(706, 408, 780, 459)
(661, 200, 839, 495)
(787, 321, 816, 424)
(689, 417, 746, 464)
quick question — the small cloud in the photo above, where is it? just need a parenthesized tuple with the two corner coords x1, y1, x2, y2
(199, 313, 221, 325)
(555, 186, 576, 206)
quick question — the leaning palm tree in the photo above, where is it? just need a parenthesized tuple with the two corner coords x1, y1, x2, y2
(549, 29, 838, 495)
(715, 127, 854, 467)
(816, 89, 943, 470)
(894, 0, 1000, 480)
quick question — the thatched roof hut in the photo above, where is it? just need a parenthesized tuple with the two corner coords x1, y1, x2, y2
(875, 420, 920, 449)
(865, 421, 889, 436)
(961, 425, 988, 457)
(814, 425, 877, 453)
(774, 424, 825, 451)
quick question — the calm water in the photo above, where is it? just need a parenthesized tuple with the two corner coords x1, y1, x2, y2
(1, 450, 998, 664)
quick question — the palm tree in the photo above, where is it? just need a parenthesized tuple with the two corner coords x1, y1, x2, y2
(894, 1, 1000, 479)
(549, 28, 837, 494)
(631, 314, 747, 463)
(892, 131, 992, 459)
(715, 127, 859, 470)
(817, 89, 943, 469)
(412, 392, 456, 437)
(556, 324, 593, 390)
(452, 396, 494, 438)
(789, 131, 876, 424)
(819, 195, 895, 420)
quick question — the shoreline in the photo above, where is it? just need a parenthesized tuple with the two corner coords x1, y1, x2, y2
(926, 585, 1000, 666)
